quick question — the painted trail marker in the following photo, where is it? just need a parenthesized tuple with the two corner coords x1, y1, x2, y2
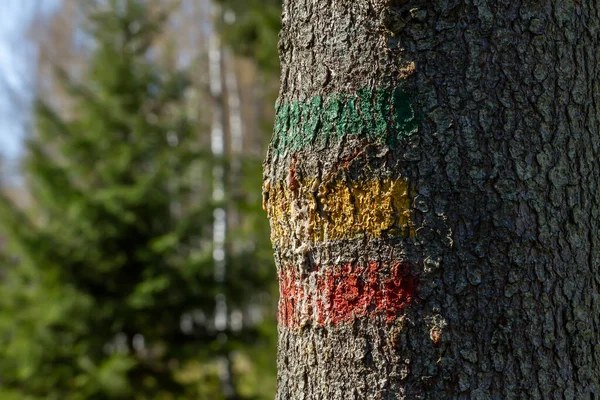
(273, 87, 418, 155)
(278, 261, 416, 328)
(267, 177, 414, 247)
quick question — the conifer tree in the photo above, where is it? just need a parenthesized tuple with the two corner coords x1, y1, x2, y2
(0, 1, 274, 398)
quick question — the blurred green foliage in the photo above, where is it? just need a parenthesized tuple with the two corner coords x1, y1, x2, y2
(215, 0, 281, 73)
(0, 0, 276, 398)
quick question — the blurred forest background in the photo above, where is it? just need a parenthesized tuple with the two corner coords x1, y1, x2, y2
(0, 0, 281, 398)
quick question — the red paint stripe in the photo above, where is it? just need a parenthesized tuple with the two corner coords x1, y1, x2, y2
(278, 261, 416, 328)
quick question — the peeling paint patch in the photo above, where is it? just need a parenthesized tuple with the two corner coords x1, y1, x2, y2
(267, 177, 414, 247)
(278, 261, 416, 328)
(272, 87, 418, 155)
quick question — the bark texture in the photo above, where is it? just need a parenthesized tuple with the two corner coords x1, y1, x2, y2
(263, 0, 600, 398)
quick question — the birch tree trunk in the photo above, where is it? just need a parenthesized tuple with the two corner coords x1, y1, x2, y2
(263, 0, 600, 398)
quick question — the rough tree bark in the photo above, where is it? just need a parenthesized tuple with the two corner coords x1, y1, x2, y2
(263, 0, 600, 398)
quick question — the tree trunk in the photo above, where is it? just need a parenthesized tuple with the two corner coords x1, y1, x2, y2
(263, 0, 600, 398)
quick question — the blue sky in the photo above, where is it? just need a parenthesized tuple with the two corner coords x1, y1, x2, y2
(0, 0, 59, 164)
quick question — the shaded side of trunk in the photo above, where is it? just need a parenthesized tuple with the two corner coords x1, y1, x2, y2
(264, 0, 600, 398)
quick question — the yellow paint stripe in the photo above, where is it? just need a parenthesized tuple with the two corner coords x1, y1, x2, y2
(266, 177, 414, 247)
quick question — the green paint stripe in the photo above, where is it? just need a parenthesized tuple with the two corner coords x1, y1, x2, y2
(272, 88, 418, 154)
